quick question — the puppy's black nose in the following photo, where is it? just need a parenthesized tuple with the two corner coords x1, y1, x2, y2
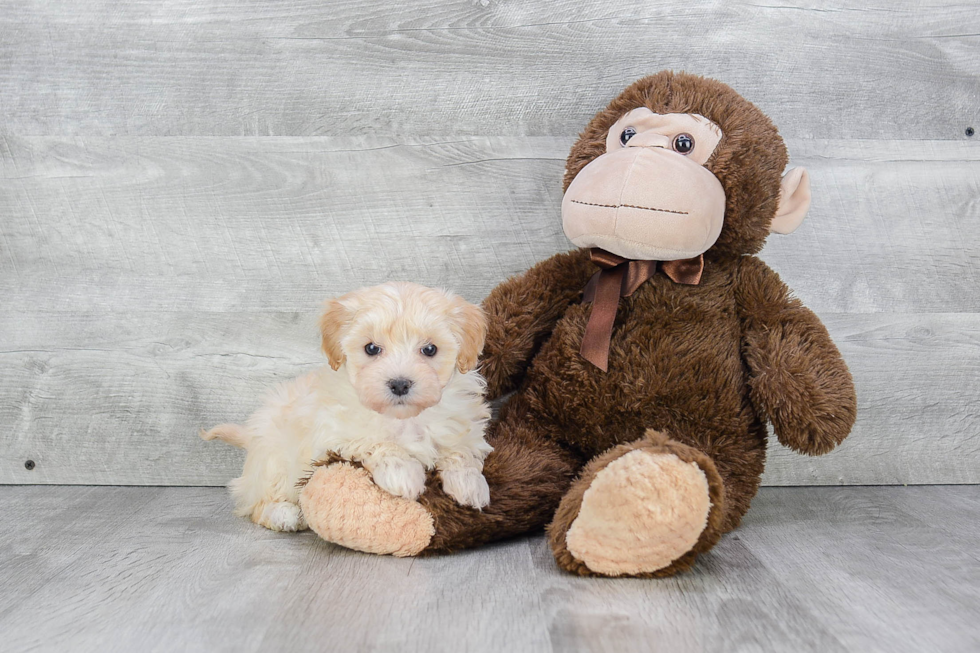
(388, 378, 413, 397)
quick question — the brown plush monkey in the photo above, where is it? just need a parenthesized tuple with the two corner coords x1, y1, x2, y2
(298, 72, 857, 577)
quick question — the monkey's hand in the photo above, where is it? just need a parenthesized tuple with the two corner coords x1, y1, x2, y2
(735, 257, 857, 456)
(480, 248, 594, 400)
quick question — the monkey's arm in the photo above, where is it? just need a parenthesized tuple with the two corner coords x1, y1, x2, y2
(734, 256, 857, 455)
(480, 248, 594, 399)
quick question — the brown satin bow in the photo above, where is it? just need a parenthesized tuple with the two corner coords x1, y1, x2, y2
(580, 248, 704, 371)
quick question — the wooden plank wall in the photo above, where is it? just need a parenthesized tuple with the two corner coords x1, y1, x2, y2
(1, 1, 978, 485)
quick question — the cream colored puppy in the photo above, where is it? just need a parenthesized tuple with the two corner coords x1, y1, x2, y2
(201, 282, 492, 532)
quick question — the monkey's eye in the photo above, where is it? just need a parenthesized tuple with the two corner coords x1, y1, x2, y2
(672, 133, 695, 154)
(421, 343, 437, 357)
(620, 127, 637, 146)
(364, 343, 382, 356)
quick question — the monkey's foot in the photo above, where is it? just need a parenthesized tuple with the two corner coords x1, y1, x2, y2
(548, 431, 725, 577)
(299, 462, 434, 557)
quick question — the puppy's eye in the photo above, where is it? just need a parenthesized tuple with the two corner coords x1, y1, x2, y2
(421, 344, 437, 357)
(620, 127, 637, 146)
(672, 133, 695, 154)
(364, 343, 382, 356)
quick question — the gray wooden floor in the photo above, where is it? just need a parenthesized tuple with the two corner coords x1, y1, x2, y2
(1, 486, 977, 653)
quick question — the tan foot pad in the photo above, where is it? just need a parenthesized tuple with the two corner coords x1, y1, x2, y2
(299, 463, 434, 557)
(565, 450, 711, 576)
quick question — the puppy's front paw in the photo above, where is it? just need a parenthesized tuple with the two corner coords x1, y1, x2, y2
(440, 468, 490, 509)
(370, 457, 427, 501)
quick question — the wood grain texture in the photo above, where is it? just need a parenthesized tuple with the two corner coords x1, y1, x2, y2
(0, 136, 571, 313)
(2, 137, 979, 485)
(0, 1, 978, 139)
(2, 136, 978, 314)
(0, 486, 977, 652)
(740, 488, 980, 652)
(1, 1, 979, 486)
(1, 310, 979, 486)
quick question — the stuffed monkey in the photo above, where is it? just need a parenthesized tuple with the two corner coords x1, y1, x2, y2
(298, 71, 857, 577)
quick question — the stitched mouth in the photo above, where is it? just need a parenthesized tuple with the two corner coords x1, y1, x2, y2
(570, 199, 688, 215)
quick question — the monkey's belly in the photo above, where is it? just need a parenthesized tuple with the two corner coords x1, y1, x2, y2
(520, 301, 753, 459)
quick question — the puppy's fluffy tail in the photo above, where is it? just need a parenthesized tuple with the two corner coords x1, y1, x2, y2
(200, 423, 250, 450)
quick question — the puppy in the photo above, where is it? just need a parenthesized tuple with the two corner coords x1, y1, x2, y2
(201, 282, 492, 532)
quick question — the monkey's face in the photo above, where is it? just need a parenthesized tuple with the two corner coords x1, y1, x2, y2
(562, 108, 726, 261)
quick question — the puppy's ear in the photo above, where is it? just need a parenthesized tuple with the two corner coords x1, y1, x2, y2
(449, 296, 487, 374)
(319, 297, 352, 371)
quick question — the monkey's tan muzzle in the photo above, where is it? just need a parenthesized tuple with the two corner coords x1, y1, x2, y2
(562, 147, 726, 261)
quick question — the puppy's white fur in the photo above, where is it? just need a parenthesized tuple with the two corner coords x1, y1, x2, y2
(202, 282, 492, 532)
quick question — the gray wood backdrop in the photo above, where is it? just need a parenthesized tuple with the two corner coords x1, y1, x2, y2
(1, 0, 978, 486)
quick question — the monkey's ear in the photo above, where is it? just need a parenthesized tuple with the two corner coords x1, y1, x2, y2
(449, 297, 487, 374)
(319, 297, 352, 371)
(771, 167, 811, 235)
